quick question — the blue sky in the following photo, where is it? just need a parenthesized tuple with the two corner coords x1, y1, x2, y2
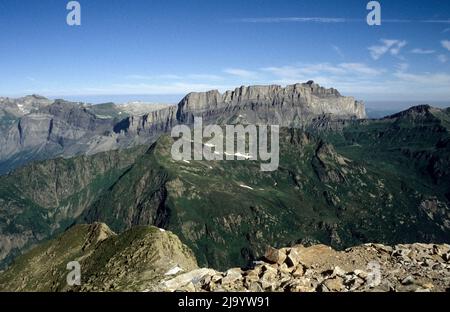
(0, 0, 449, 107)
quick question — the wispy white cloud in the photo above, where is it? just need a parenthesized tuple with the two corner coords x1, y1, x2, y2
(52, 82, 234, 96)
(410, 48, 435, 54)
(299, 63, 345, 75)
(387, 18, 450, 24)
(188, 74, 223, 81)
(261, 66, 302, 80)
(262, 64, 339, 80)
(339, 63, 384, 75)
(368, 39, 407, 60)
(332, 45, 344, 58)
(328, 70, 450, 100)
(421, 19, 450, 24)
(441, 40, 450, 51)
(233, 17, 450, 24)
(394, 71, 450, 85)
(257, 61, 450, 100)
(224, 68, 258, 79)
(438, 54, 448, 63)
(235, 17, 352, 23)
(443, 28, 450, 33)
(125, 74, 153, 80)
(126, 73, 223, 81)
(160, 74, 184, 80)
(395, 63, 410, 72)
(125, 74, 183, 80)
(262, 63, 383, 79)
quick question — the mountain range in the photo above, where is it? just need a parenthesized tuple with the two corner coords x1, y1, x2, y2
(0, 82, 449, 292)
(0, 81, 364, 174)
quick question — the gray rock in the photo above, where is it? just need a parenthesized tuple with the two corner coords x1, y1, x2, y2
(177, 83, 366, 126)
(0, 82, 367, 174)
(401, 275, 415, 285)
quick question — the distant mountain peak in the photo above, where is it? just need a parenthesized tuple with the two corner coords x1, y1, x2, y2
(385, 104, 436, 120)
(26, 94, 49, 100)
(177, 81, 364, 123)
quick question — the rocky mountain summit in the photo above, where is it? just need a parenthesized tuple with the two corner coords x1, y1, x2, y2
(162, 243, 450, 292)
(1, 222, 448, 292)
(0, 82, 365, 174)
(0, 95, 52, 118)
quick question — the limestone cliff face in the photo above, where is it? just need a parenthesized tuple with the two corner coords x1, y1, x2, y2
(176, 82, 366, 126)
(114, 106, 178, 140)
(119, 82, 366, 140)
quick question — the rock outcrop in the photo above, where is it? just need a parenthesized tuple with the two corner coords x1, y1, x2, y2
(176, 82, 366, 125)
(162, 243, 450, 292)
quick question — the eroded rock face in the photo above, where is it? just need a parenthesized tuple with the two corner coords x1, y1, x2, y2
(0, 98, 174, 174)
(176, 82, 366, 126)
(161, 243, 450, 292)
(112, 82, 366, 145)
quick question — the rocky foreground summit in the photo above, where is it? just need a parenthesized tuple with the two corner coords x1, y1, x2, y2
(163, 243, 450, 292)
(0, 223, 449, 292)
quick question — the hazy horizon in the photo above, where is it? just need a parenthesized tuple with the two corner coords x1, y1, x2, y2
(2, 91, 447, 112)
